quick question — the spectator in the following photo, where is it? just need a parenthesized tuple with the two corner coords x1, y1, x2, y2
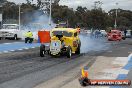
(25, 31, 34, 43)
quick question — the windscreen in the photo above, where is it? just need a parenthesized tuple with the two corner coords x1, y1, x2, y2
(2, 25, 18, 29)
(52, 31, 72, 37)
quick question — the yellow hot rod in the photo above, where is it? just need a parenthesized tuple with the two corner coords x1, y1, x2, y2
(40, 28, 81, 58)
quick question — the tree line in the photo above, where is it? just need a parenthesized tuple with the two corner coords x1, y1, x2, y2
(1, 0, 132, 30)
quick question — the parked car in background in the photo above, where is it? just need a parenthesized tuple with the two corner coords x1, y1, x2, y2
(100, 30, 107, 37)
(107, 30, 125, 41)
(126, 30, 131, 38)
(0, 24, 24, 40)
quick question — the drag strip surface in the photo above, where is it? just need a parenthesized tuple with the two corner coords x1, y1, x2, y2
(0, 37, 112, 88)
(0, 40, 24, 44)
(0, 47, 72, 83)
(0, 42, 40, 53)
(0, 46, 105, 88)
(0, 47, 89, 88)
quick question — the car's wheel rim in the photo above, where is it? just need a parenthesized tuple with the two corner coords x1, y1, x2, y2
(43, 51, 45, 55)
(14, 36, 17, 40)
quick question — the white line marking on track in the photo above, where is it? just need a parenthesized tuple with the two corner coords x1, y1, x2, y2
(24, 48, 29, 50)
(2, 42, 21, 45)
(18, 49, 23, 51)
(31, 47, 35, 48)
(3, 51, 8, 53)
(10, 50, 15, 52)
(107, 51, 112, 52)
(3, 43, 11, 44)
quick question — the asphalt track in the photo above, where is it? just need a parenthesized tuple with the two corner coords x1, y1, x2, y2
(0, 42, 40, 53)
(0, 37, 108, 88)
(0, 38, 131, 88)
(0, 39, 24, 44)
(0, 47, 99, 88)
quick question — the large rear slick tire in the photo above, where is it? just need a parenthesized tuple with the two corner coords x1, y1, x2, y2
(75, 41, 81, 54)
(75, 45, 80, 54)
(40, 45, 45, 57)
(66, 46, 72, 58)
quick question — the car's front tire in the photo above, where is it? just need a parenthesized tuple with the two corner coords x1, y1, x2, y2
(40, 45, 45, 57)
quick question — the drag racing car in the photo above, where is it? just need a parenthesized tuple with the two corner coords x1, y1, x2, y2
(40, 28, 81, 58)
(107, 30, 125, 41)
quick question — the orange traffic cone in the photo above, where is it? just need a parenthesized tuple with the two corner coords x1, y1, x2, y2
(79, 67, 90, 86)
(81, 67, 88, 78)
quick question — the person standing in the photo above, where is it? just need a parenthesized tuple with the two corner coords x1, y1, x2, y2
(25, 31, 34, 43)
(95, 29, 99, 38)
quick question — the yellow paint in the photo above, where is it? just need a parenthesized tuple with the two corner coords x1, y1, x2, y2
(50, 28, 80, 53)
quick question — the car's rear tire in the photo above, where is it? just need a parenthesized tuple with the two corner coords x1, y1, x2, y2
(66, 46, 72, 58)
(75, 45, 80, 54)
(40, 45, 45, 57)
(76, 41, 81, 54)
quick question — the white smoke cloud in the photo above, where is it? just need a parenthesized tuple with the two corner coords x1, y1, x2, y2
(22, 11, 56, 31)
(79, 34, 110, 53)
(21, 11, 56, 40)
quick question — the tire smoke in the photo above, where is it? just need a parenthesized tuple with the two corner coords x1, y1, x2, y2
(79, 34, 110, 53)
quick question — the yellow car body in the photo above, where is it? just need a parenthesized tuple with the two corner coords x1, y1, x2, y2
(50, 28, 81, 57)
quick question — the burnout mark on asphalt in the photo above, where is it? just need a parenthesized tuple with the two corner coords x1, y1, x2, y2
(107, 51, 112, 52)
(121, 47, 126, 48)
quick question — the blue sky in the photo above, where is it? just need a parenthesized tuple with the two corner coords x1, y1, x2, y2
(8, 0, 132, 11)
